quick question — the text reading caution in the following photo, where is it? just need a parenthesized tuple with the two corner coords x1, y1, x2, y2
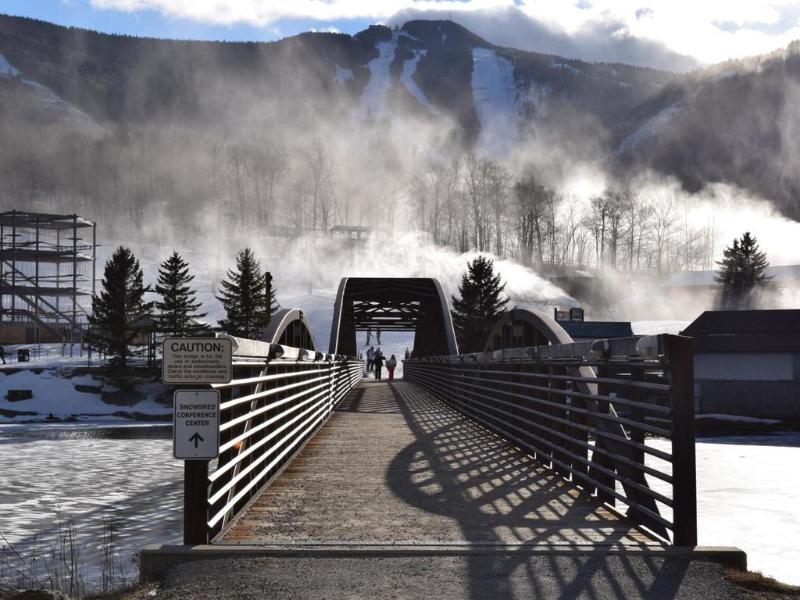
(162, 337, 232, 384)
(173, 389, 220, 460)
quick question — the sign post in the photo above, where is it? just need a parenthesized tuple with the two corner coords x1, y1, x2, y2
(163, 337, 231, 544)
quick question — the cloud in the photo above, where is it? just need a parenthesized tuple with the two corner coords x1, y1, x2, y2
(89, 0, 800, 66)
(390, 5, 699, 71)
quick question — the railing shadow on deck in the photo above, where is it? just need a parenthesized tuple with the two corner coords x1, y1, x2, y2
(385, 382, 690, 600)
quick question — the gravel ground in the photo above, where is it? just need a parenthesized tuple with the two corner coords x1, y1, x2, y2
(149, 555, 791, 600)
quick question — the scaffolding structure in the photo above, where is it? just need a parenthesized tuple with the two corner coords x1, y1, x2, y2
(0, 210, 96, 344)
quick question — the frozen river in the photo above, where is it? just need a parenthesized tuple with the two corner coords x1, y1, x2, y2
(0, 423, 182, 587)
(0, 424, 798, 586)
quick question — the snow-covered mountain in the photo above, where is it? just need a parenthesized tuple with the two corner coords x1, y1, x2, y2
(0, 16, 672, 141)
(1, 14, 799, 217)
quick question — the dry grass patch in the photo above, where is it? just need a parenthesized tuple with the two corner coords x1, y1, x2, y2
(726, 569, 800, 595)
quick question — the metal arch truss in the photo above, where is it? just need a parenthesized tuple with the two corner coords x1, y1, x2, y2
(261, 308, 318, 351)
(329, 277, 458, 357)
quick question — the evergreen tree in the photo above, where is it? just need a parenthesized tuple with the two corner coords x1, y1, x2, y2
(154, 251, 207, 334)
(88, 246, 153, 367)
(714, 232, 771, 309)
(216, 248, 279, 338)
(451, 256, 509, 353)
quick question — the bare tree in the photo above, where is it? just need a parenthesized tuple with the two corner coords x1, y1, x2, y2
(513, 173, 555, 265)
(650, 194, 678, 272)
(303, 140, 335, 230)
(463, 153, 492, 251)
(243, 141, 286, 228)
(486, 162, 511, 256)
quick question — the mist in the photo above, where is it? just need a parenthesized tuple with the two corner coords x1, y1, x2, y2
(2, 18, 799, 332)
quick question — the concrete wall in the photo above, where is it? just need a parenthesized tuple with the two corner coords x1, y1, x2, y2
(694, 352, 800, 420)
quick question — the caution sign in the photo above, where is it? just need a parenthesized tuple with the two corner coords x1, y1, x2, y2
(162, 337, 232, 384)
(173, 389, 220, 460)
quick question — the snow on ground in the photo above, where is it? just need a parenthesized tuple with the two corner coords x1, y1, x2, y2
(0, 425, 181, 586)
(631, 321, 690, 335)
(471, 48, 520, 156)
(0, 365, 170, 423)
(0, 53, 20, 77)
(645, 434, 800, 586)
(0, 343, 105, 368)
(552, 62, 580, 75)
(616, 102, 681, 154)
(334, 64, 353, 84)
(400, 49, 438, 115)
(1, 428, 798, 587)
(360, 34, 397, 119)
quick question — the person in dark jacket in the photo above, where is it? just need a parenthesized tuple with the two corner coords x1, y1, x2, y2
(0, 346, 5, 365)
(373, 348, 385, 381)
(366, 346, 375, 372)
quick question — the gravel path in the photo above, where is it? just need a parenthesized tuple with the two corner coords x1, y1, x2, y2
(153, 555, 763, 600)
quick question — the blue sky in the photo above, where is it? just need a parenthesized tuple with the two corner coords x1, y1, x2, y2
(1, 0, 798, 66)
(0, 0, 372, 41)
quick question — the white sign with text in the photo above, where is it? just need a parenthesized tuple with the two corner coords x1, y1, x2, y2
(162, 337, 232, 384)
(173, 389, 220, 460)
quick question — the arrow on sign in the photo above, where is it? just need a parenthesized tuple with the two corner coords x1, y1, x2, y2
(189, 432, 204, 448)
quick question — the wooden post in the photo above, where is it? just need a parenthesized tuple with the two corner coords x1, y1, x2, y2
(668, 335, 697, 546)
(184, 460, 210, 545)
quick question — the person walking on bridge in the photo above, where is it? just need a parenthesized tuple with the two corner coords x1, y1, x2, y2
(386, 354, 397, 381)
(366, 346, 375, 373)
(373, 348, 385, 381)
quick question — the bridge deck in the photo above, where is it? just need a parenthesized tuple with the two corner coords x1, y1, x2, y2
(221, 381, 660, 547)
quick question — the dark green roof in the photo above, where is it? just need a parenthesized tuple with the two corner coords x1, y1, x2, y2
(559, 321, 632, 339)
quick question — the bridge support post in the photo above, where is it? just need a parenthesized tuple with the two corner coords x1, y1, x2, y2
(669, 335, 697, 546)
(184, 460, 209, 545)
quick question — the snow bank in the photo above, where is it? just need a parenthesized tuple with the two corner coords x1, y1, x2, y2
(646, 435, 800, 586)
(0, 369, 170, 422)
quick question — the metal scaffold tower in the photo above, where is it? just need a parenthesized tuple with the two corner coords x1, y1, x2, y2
(0, 210, 96, 344)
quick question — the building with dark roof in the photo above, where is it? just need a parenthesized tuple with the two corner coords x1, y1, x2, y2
(558, 320, 633, 341)
(554, 307, 633, 342)
(681, 310, 800, 420)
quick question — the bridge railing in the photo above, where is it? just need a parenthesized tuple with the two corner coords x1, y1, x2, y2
(183, 337, 362, 544)
(403, 334, 696, 546)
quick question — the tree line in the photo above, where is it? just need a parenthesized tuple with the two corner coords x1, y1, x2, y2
(450, 231, 773, 355)
(2, 119, 720, 275)
(410, 154, 717, 272)
(89, 246, 278, 366)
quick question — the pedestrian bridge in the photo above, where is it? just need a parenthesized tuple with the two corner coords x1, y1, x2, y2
(145, 277, 709, 590)
(221, 380, 656, 548)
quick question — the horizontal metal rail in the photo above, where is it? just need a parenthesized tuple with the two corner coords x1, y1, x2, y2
(404, 334, 696, 546)
(182, 337, 362, 544)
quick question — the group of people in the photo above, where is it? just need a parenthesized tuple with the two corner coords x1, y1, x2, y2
(365, 346, 397, 381)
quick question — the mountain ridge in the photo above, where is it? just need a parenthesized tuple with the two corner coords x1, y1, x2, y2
(1, 13, 800, 218)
